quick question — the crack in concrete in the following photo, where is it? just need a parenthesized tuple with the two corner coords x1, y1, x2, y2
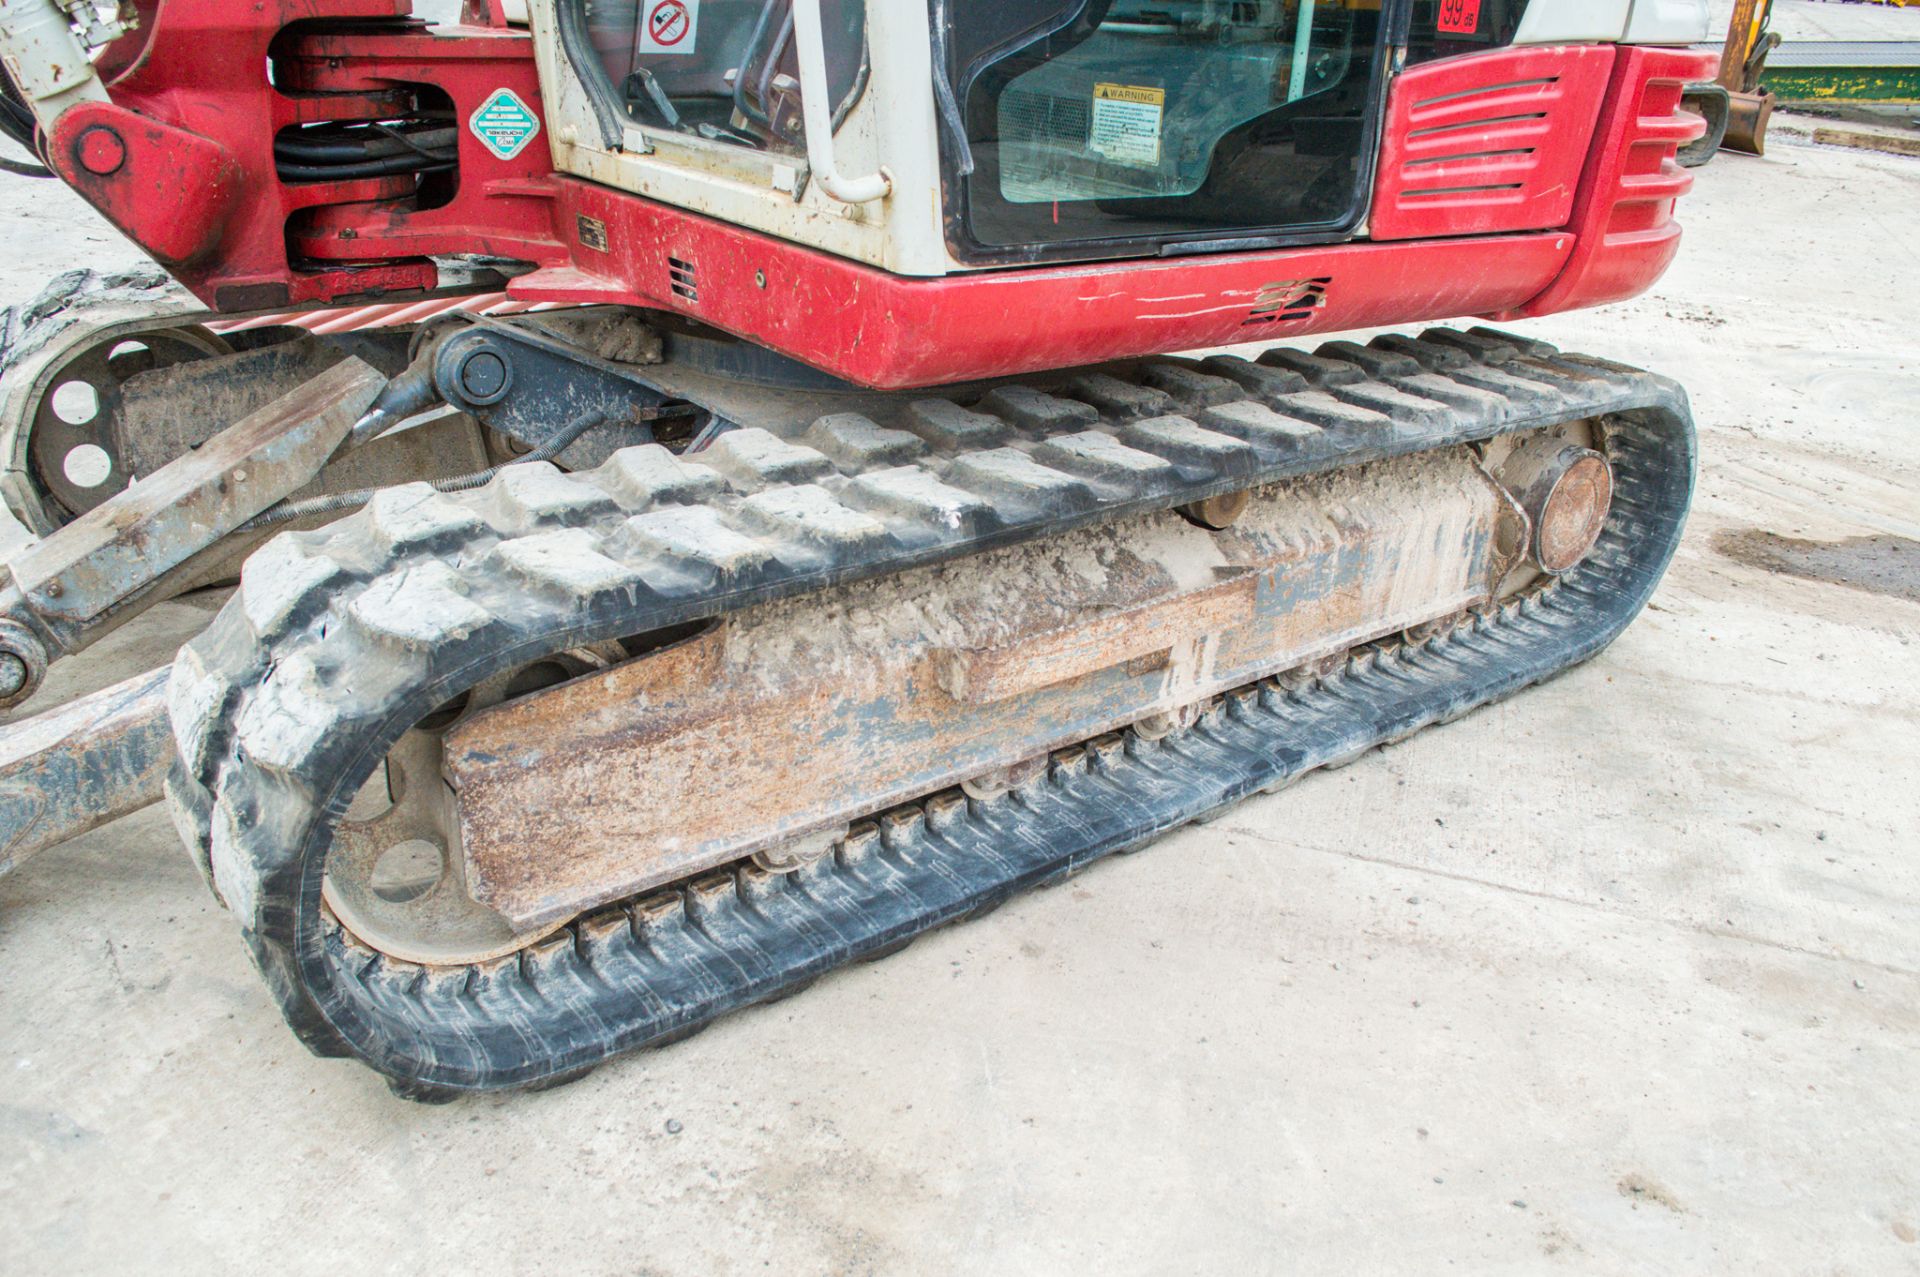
(1216, 821, 1920, 981)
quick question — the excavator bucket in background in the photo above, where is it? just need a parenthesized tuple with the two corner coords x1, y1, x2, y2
(1718, 0, 1781, 155)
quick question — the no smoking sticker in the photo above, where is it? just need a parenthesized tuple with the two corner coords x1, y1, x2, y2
(639, 0, 699, 55)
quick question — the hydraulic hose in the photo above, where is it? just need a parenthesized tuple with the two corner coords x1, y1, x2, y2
(0, 65, 52, 178)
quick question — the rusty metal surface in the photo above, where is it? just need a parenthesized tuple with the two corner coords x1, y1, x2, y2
(1180, 490, 1252, 530)
(322, 728, 565, 965)
(1536, 452, 1614, 574)
(3, 358, 384, 649)
(128, 412, 494, 608)
(26, 326, 235, 522)
(1, 270, 227, 542)
(116, 337, 366, 478)
(445, 448, 1508, 930)
(1500, 438, 1614, 576)
(111, 334, 491, 593)
(0, 663, 169, 877)
(934, 574, 1259, 705)
(1723, 89, 1776, 156)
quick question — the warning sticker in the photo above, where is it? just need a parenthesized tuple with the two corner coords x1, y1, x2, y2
(639, 0, 699, 55)
(468, 88, 542, 161)
(1090, 83, 1165, 168)
(1437, 0, 1482, 35)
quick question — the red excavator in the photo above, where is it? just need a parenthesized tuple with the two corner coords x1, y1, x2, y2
(0, 0, 1715, 1097)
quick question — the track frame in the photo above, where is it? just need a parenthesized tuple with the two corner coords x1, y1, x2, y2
(165, 328, 1696, 1098)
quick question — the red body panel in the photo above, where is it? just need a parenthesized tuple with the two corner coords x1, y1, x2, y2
(1369, 45, 1615, 241)
(510, 185, 1574, 389)
(1517, 46, 1718, 317)
(56, 8, 1715, 388)
(49, 102, 244, 265)
(270, 26, 566, 275)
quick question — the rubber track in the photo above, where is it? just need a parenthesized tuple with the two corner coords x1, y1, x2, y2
(165, 328, 1696, 1099)
(0, 266, 189, 371)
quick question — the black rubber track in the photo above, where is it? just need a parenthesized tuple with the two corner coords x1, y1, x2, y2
(165, 328, 1696, 1099)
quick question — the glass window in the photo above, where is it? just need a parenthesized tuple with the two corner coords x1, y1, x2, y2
(576, 0, 867, 151)
(945, 1, 1394, 261)
(1404, 0, 1534, 64)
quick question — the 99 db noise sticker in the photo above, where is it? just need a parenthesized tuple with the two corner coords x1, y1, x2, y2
(1437, 0, 1482, 35)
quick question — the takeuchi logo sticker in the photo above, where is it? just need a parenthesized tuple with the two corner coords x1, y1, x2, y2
(469, 88, 543, 161)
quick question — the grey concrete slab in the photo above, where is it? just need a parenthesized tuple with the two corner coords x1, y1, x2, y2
(1712, 0, 1920, 42)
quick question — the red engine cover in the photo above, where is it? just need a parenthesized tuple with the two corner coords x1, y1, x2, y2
(1370, 45, 1617, 242)
(1517, 46, 1719, 317)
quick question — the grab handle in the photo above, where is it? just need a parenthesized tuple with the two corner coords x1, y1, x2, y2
(789, 0, 891, 204)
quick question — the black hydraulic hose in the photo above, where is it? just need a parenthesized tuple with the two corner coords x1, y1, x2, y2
(0, 68, 52, 178)
(274, 126, 458, 163)
(277, 155, 456, 183)
(370, 120, 456, 163)
(1, 69, 36, 137)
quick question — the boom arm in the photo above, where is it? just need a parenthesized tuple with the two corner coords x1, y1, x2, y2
(0, 0, 126, 127)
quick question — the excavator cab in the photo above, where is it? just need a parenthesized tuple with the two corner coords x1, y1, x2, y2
(558, 0, 1390, 264)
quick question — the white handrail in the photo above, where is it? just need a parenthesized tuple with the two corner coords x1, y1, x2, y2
(0, 0, 110, 129)
(788, 0, 891, 205)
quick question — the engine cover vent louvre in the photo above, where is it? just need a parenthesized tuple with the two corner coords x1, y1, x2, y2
(668, 256, 698, 303)
(1242, 278, 1331, 327)
(1370, 45, 1618, 241)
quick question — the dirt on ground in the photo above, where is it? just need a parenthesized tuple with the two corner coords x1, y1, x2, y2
(1716, 529, 1920, 605)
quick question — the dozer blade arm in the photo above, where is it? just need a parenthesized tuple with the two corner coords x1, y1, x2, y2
(0, 663, 168, 878)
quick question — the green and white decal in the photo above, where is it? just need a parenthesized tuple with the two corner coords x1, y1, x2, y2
(469, 88, 542, 161)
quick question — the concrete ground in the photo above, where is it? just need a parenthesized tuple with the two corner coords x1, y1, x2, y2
(3, 105, 1919, 1277)
(1713, 0, 1920, 41)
